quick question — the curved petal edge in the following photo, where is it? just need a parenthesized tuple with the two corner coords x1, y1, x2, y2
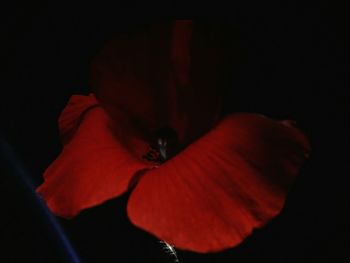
(127, 113, 311, 253)
(37, 95, 150, 218)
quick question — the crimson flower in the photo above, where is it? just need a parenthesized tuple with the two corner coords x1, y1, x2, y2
(36, 20, 310, 253)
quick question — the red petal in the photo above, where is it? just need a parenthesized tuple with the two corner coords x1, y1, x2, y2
(168, 20, 223, 145)
(37, 95, 150, 218)
(170, 20, 192, 87)
(58, 94, 99, 144)
(127, 113, 310, 253)
(90, 20, 222, 144)
(90, 22, 174, 132)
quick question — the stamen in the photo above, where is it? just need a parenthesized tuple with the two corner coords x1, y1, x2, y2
(142, 146, 162, 163)
(159, 241, 180, 263)
(158, 138, 168, 160)
(142, 127, 178, 163)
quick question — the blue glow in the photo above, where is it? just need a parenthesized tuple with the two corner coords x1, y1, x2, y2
(0, 138, 81, 263)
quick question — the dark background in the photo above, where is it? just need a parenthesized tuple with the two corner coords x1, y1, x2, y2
(1, 2, 349, 262)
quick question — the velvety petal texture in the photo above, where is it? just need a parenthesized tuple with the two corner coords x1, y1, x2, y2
(37, 95, 151, 218)
(127, 113, 311, 253)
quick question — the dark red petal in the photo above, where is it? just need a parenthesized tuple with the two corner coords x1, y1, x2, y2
(168, 20, 223, 145)
(37, 95, 150, 218)
(90, 20, 222, 144)
(127, 113, 310, 253)
(170, 20, 192, 87)
(90, 22, 173, 132)
(58, 94, 99, 144)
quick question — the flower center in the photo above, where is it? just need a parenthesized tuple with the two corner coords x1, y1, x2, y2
(142, 127, 179, 164)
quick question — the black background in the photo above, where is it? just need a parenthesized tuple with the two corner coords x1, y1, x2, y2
(1, 2, 349, 262)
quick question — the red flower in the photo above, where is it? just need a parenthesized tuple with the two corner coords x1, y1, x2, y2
(36, 20, 310, 253)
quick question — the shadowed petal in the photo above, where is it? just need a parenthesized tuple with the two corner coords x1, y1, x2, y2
(90, 20, 223, 145)
(90, 22, 173, 132)
(37, 95, 150, 218)
(58, 94, 99, 144)
(127, 113, 310, 253)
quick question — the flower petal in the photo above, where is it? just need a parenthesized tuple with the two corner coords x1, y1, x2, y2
(168, 20, 223, 145)
(90, 20, 222, 144)
(37, 95, 150, 218)
(127, 113, 310, 253)
(58, 94, 99, 144)
(90, 22, 173, 132)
